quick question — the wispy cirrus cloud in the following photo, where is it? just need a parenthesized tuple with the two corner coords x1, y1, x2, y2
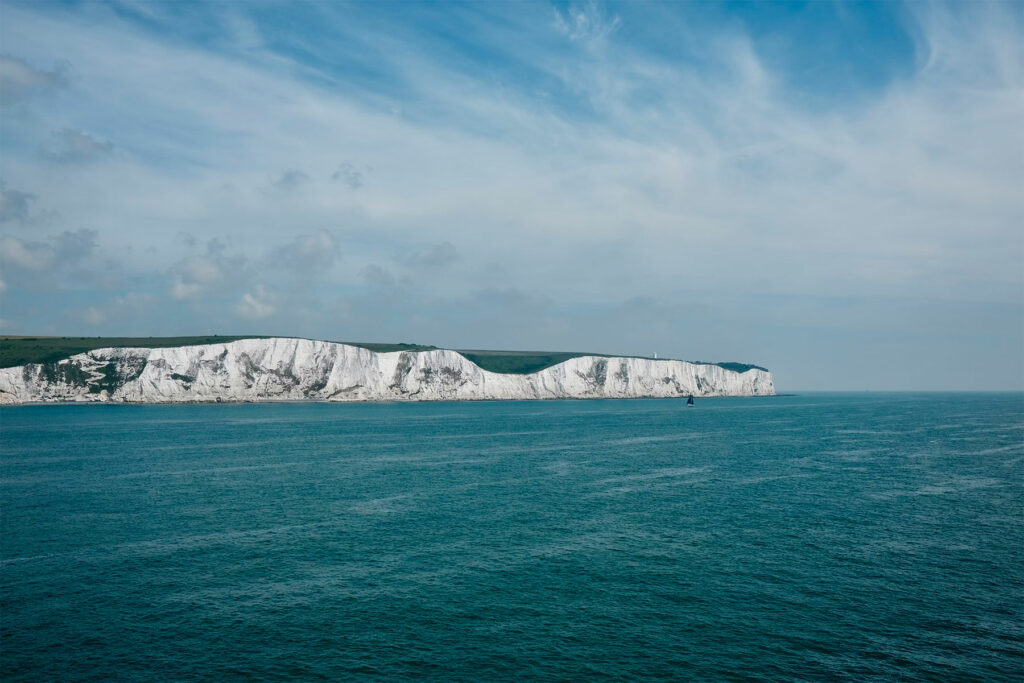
(271, 230, 340, 273)
(0, 182, 35, 223)
(235, 284, 277, 320)
(168, 239, 248, 301)
(270, 169, 309, 192)
(0, 1, 1020, 388)
(0, 54, 67, 106)
(45, 128, 114, 163)
(0, 228, 97, 272)
(553, 0, 621, 44)
(331, 162, 364, 189)
(404, 241, 459, 269)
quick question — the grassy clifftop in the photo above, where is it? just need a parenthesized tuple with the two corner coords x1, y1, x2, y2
(455, 350, 604, 375)
(0, 336, 766, 375)
(0, 336, 437, 369)
(0, 336, 269, 368)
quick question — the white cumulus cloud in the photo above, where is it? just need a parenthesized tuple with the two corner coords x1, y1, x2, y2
(235, 284, 276, 319)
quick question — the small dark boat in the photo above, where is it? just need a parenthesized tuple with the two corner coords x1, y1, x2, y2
(686, 395, 694, 406)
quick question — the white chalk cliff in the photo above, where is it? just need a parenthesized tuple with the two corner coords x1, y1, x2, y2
(0, 337, 774, 404)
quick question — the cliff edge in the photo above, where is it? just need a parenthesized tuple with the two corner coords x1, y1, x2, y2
(0, 337, 775, 404)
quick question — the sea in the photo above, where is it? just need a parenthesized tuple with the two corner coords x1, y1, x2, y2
(1, 393, 1022, 681)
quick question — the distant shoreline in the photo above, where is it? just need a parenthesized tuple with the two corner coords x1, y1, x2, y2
(0, 394, 784, 408)
(0, 335, 769, 376)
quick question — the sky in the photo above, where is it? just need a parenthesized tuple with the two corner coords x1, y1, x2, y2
(0, 0, 1021, 391)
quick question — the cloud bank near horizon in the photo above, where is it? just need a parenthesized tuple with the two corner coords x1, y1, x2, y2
(0, 1, 1021, 390)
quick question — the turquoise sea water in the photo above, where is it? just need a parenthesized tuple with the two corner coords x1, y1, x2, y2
(1, 393, 1022, 681)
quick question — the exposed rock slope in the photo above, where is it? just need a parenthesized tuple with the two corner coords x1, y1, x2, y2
(0, 338, 774, 404)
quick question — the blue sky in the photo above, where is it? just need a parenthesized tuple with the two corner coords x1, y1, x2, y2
(1, 0, 1021, 390)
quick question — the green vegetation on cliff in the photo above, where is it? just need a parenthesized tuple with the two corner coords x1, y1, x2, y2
(0, 336, 766, 375)
(0, 336, 267, 368)
(455, 350, 602, 375)
(0, 336, 438, 369)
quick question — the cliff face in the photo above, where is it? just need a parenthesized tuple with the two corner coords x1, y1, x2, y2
(0, 338, 774, 404)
